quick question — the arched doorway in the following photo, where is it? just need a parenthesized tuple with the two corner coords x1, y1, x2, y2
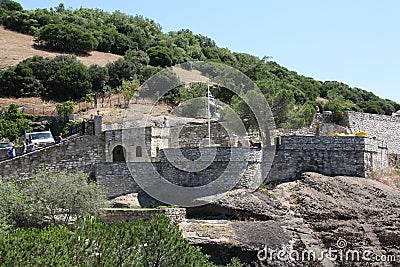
(112, 145, 125, 162)
(136, 146, 142, 157)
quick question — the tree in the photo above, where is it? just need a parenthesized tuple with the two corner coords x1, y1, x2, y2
(0, 0, 22, 11)
(0, 177, 40, 229)
(147, 46, 174, 67)
(29, 170, 108, 225)
(0, 104, 34, 142)
(88, 64, 109, 107)
(134, 215, 215, 266)
(106, 58, 136, 88)
(47, 62, 91, 101)
(0, 170, 108, 228)
(124, 49, 150, 68)
(56, 101, 76, 122)
(270, 89, 295, 126)
(0, 63, 44, 98)
(117, 79, 140, 107)
(324, 91, 354, 123)
(35, 23, 98, 53)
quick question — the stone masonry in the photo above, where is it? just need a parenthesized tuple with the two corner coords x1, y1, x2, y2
(0, 112, 397, 200)
(267, 136, 389, 181)
(0, 134, 105, 180)
(344, 111, 400, 154)
(100, 208, 186, 224)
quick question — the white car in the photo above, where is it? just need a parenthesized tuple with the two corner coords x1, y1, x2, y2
(25, 131, 55, 146)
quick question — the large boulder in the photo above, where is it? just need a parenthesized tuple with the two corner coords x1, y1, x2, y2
(183, 172, 400, 266)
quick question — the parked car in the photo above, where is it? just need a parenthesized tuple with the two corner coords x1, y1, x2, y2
(0, 142, 13, 149)
(25, 131, 55, 146)
(0, 142, 13, 158)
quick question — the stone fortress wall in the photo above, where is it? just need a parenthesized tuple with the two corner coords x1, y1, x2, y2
(0, 112, 398, 199)
(0, 134, 105, 180)
(268, 135, 388, 181)
(343, 111, 400, 155)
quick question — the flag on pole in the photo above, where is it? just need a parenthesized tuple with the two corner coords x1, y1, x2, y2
(208, 90, 217, 107)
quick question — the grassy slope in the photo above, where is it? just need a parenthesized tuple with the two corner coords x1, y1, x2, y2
(0, 26, 122, 70)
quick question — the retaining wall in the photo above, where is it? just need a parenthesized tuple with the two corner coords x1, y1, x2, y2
(344, 112, 400, 154)
(95, 148, 262, 198)
(267, 136, 388, 181)
(0, 135, 105, 179)
(100, 208, 186, 223)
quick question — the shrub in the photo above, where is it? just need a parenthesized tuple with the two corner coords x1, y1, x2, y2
(0, 215, 217, 266)
(0, 170, 108, 228)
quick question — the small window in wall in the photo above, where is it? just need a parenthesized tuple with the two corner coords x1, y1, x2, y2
(112, 145, 125, 162)
(136, 146, 142, 157)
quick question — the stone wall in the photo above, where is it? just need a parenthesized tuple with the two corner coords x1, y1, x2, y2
(170, 122, 233, 147)
(95, 162, 140, 198)
(100, 208, 186, 223)
(0, 135, 105, 179)
(267, 136, 388, 181)
(156, 147, 260, 188)
(344, 112, 400, 154)
(95, 147, 263, 198)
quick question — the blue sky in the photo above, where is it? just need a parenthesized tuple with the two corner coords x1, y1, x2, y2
(17, 0, 400, 103)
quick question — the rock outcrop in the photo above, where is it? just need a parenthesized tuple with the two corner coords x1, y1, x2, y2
(182, 172, 400, 266)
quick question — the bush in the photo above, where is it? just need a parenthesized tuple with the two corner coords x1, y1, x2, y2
(0, 170, 108, 228)
(0, 215, 217, 266)
(35, 24, 98, 53)
(147, 46, 174, 67)
(0, 104, 35, 142)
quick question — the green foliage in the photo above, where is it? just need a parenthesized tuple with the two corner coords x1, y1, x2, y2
(0, 63, 44, 97)
(0, 2, 398, 128)
(224, 257, 243, 267)
(35, 23, 98, 53)
(117, 79, 140, 107)
(0, 0, 22, 11)
(88, 64, 109, 106)
(0, 104, 35, 142)
(0, 177, 42, 228)
(0, 215, 217, 266)
(269, 89, 295, 125)
(0, 215, 12, 235)
(0, 170, 108, 228)
(229, 90, 266, 129)
(56, 101, 76, 122)
(143, 68, 181, 104)
(106, 58, 137, 88)
(284, 102, 316, 129)
(124, 49, 150, 68)
(29, 170, 108, 225)
(324, 91, 354, 123)
(47, 61, 91, 101)
(147, 45, 175, 67)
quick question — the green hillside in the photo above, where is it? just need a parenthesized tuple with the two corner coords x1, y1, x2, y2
(0, 0, 398, 129)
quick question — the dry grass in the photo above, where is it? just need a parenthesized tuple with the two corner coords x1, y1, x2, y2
(0, 97, 98, 116)
(0, 95, 173, 127)
(0, 26, 121, 70)
(371, 168, 400, 190)
(0, 28, 203, 125)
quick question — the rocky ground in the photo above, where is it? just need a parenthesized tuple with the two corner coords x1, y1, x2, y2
(179, 172, 400, 266)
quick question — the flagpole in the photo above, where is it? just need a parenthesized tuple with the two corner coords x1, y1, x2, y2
(207, 83, 211, 147)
